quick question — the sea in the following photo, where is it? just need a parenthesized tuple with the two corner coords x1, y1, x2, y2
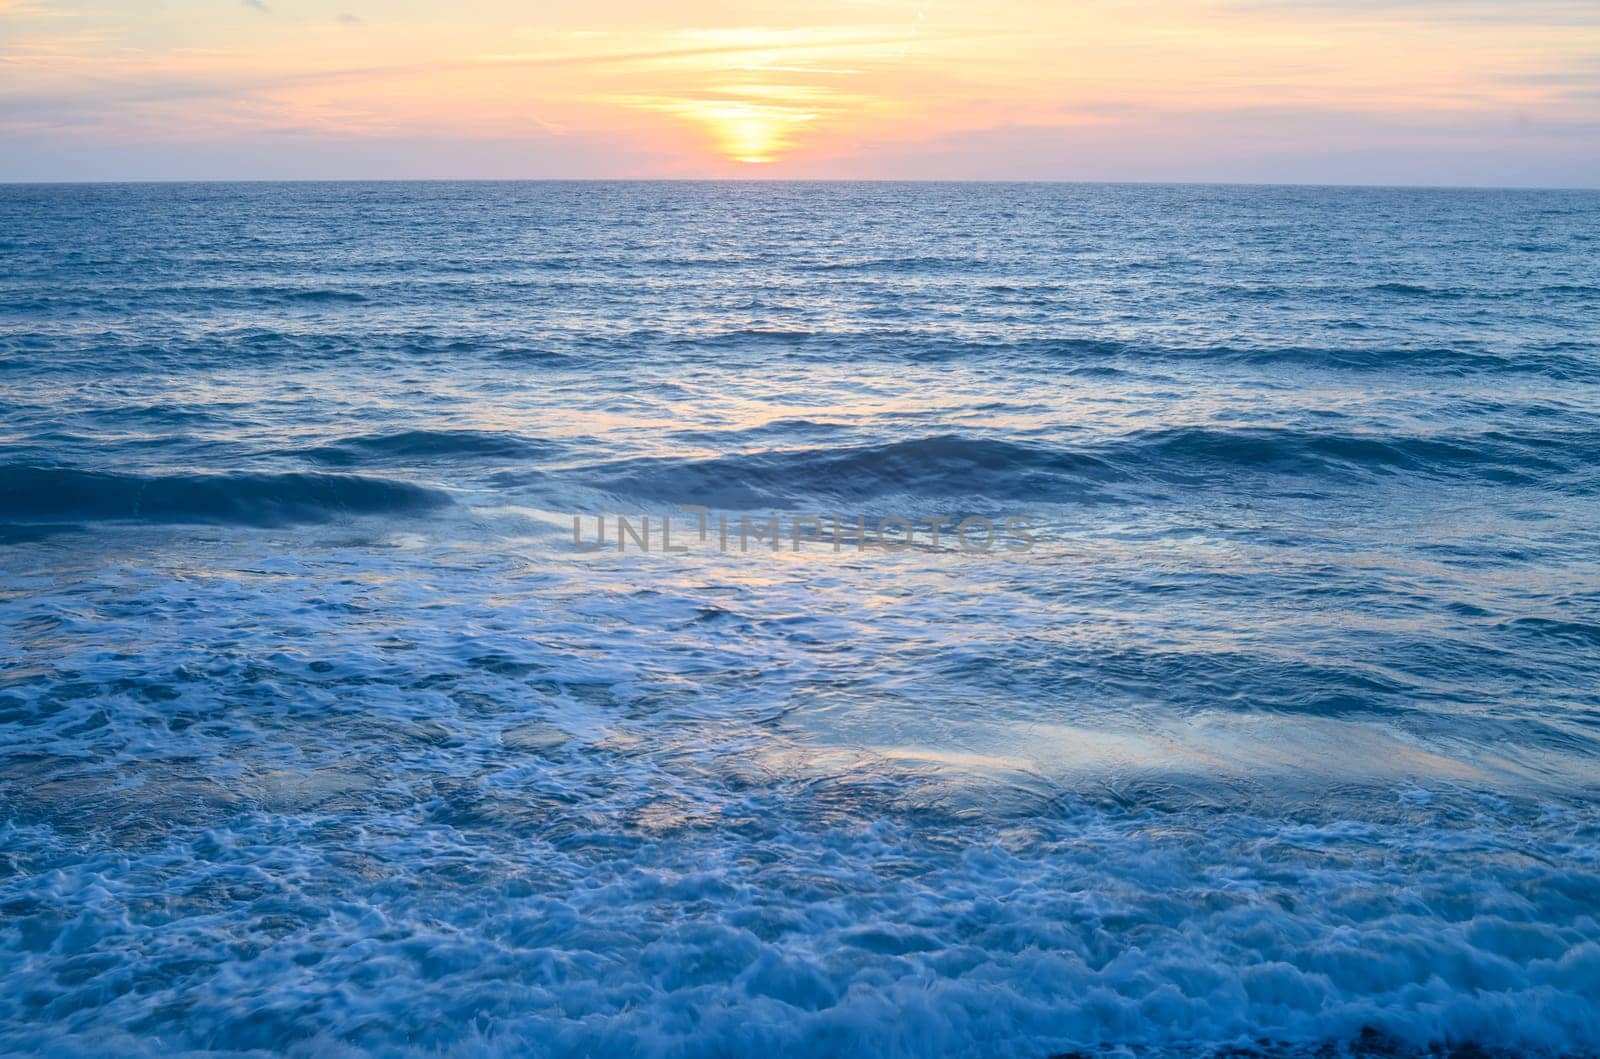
(1, 181, 1598, 1057)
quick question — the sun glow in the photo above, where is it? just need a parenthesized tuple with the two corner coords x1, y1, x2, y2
(603, 27, 919, 166)
(634, 92, 827, 164)
(679, 100, 816, 164)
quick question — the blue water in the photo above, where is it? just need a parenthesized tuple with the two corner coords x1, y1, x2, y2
(2, 181, 1599, 1057)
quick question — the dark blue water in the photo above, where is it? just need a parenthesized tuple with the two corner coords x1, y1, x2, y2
(2, 182, 1599, 1057)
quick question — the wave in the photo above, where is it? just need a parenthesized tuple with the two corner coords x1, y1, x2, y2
(895, 337, 1599, 381)
(301, 429, 560, 466)
(580, 426, 1588, 509)
(1223, 344, 1540, 375)
(795, 255, 975, 273)
(251, 287, 369, 304)
(0, 465, 450, 527)
(1124, 425, 1570, 485)
(7, 321, 1593, 383)
(670, 419, 851, 445)
(1367, 282, 1467, 299)
(584, 435, 1117, 508)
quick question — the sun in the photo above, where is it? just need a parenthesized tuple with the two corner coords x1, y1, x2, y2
(605, 27, 896, 167)
(679, 100, 819, 164)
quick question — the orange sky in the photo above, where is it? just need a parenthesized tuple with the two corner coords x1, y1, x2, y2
(2, 0, 1597, 183)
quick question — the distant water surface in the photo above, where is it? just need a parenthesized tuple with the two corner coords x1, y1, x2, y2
(2, 182, 1599, 1057)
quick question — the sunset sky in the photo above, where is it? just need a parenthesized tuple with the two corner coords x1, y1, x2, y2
(2, 0, 1597, 184)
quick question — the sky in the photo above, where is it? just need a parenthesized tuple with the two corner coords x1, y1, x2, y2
(1, 0, 1597, 185)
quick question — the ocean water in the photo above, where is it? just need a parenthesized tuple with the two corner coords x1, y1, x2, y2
(2, 181, 1599, 1058)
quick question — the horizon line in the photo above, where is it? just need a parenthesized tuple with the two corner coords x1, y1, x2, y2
(3, 176, 1598, 193)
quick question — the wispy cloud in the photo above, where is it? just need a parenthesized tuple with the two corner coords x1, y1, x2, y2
(0, 0, 70, 14)
(242, 0, 269, 13)
(1229, 0, 1600, 26)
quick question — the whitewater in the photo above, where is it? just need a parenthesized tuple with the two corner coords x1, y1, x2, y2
(1, 181, 1598, 1057)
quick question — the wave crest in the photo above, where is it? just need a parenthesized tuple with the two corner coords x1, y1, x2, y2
(302, 429, 560, 466)
(580, 425, 1589, 508)
(0, 465, 450, 527)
